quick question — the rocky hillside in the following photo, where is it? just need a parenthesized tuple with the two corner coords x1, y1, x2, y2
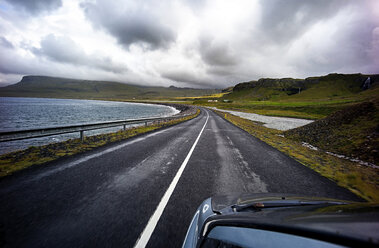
(285, 99, 379, 165)
(225, 73, 379, 101)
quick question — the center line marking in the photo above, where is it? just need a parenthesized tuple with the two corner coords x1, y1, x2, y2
(134, 110, 209, 248)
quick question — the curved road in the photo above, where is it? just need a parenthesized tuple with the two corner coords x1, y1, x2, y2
(0, 108, 361, 247)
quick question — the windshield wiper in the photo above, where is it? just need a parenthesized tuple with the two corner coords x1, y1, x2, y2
(231, 200, 346, 212)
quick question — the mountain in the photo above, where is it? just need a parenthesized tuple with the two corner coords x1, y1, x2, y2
(224, 73, 379, 102)
(206, 73, 379, 164)
(0, 76, 220, 100)
(192, 73, 379, 120)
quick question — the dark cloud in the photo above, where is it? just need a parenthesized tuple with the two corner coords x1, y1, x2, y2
(32, 34, 127, 73)
(1, 0, 377, 88)
(206, 67, 234, 76)
(4, 0, 62, 15)
(0, 36, 14, 49)
(291, 16, 378, 75)
(81, 0, 176, 50)
(258, 0, 349, 44)
(160, 70, 209, 87)
(33, 34, 84, 64)
(199, 37, 238, 66)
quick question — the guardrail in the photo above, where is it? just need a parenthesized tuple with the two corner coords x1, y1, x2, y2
(0, 114, 190, 143)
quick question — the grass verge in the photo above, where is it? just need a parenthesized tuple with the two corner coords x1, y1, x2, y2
(213, 110, 379, 202)
(195, 100, 354, 119)
(0, 109, 200, 177)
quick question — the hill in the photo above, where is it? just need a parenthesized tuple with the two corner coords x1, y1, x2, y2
(285, 99, 379, 165)
(194, 72, 379, 166)
(195, 73, 379, 119)
(226, 73, 379, 101)
(0, 76, 220, 100)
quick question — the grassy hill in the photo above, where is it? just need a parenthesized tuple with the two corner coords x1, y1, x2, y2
(285, 99, 379, 165)
(225, 73, 378, 101)
(0, 75, 220, 100)
(201, 74, 379, 200)
(195, 73, 379, 119)
(193, 72, 379, 166)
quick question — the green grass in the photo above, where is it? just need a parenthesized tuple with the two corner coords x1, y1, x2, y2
(214, 110, 379, 202)
(285, 100, 379, 165)
(0, 109, 200, 177)
(196, 100, 350, 119)
(195, 84, 379, 120)
(192, 73, 378, 119)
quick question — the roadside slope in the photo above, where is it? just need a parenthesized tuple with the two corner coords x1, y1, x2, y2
(286, 99, 379, 165)
(212, 109, 379, 202)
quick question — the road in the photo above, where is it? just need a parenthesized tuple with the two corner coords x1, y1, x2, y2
(0, 108, 361, 248)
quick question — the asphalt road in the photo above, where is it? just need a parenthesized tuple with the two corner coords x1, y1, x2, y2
(0, 108, 361, 248)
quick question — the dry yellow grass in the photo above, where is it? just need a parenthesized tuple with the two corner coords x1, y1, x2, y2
(174, 92, 228, 99)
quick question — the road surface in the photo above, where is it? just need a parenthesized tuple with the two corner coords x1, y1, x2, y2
(0, 108, 361, 247)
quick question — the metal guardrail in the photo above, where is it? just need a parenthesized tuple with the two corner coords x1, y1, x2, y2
(0, 114, 190, 142)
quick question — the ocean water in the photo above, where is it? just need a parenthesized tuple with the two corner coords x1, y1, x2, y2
(0, 97, 179, 154)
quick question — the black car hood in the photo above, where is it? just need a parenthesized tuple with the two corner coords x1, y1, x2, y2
(210, 193, 379, 245)
(211, 193, 351, 212)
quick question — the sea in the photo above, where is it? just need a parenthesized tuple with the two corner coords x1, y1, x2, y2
(0, 97, 179, 155)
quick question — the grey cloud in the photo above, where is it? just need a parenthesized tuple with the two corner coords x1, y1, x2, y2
(291, 17, 378, 74)
(160, 69, 228, 88)
(0, 36, 14, 49)
(33, 34, 84, 64)
(258, 0, 349, 44)
(1, 0, 377, 89)
(161, 70, 210, 87)
(206, 67, 234, 76)
(0, 48, 42, 76)
(182, 0, 206, 11)
(91, 56, 127, 74)
(32, 34, 127, 73)
(199, 38, 238, 66)
(4, 0, 62, 15)
(81, 0, 176, 50)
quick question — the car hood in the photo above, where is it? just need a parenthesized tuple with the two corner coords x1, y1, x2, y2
(211, 193, 353, 212)
(209, 193, 379, 245)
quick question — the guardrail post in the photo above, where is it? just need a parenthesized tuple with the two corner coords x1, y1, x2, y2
(80, 131, 84, 141)
(145, 121, 147, 127)
(123, 124, 126, 131)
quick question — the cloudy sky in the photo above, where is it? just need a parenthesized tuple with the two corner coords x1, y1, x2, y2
(0, 0, 378, 88)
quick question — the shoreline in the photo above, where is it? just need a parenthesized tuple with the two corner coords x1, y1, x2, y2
(0, 106, 199, 177)
(0, 97, 191, 155)
(0, 96, 184, 117)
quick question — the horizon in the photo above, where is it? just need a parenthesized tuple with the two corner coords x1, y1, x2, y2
(2, 72, 377, 90)
(0, 0, 378, 88)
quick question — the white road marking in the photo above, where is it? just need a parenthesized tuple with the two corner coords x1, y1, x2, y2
(134, 110, 209, 248)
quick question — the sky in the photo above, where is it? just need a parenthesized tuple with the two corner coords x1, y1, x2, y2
(0, 0, 378, 88)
